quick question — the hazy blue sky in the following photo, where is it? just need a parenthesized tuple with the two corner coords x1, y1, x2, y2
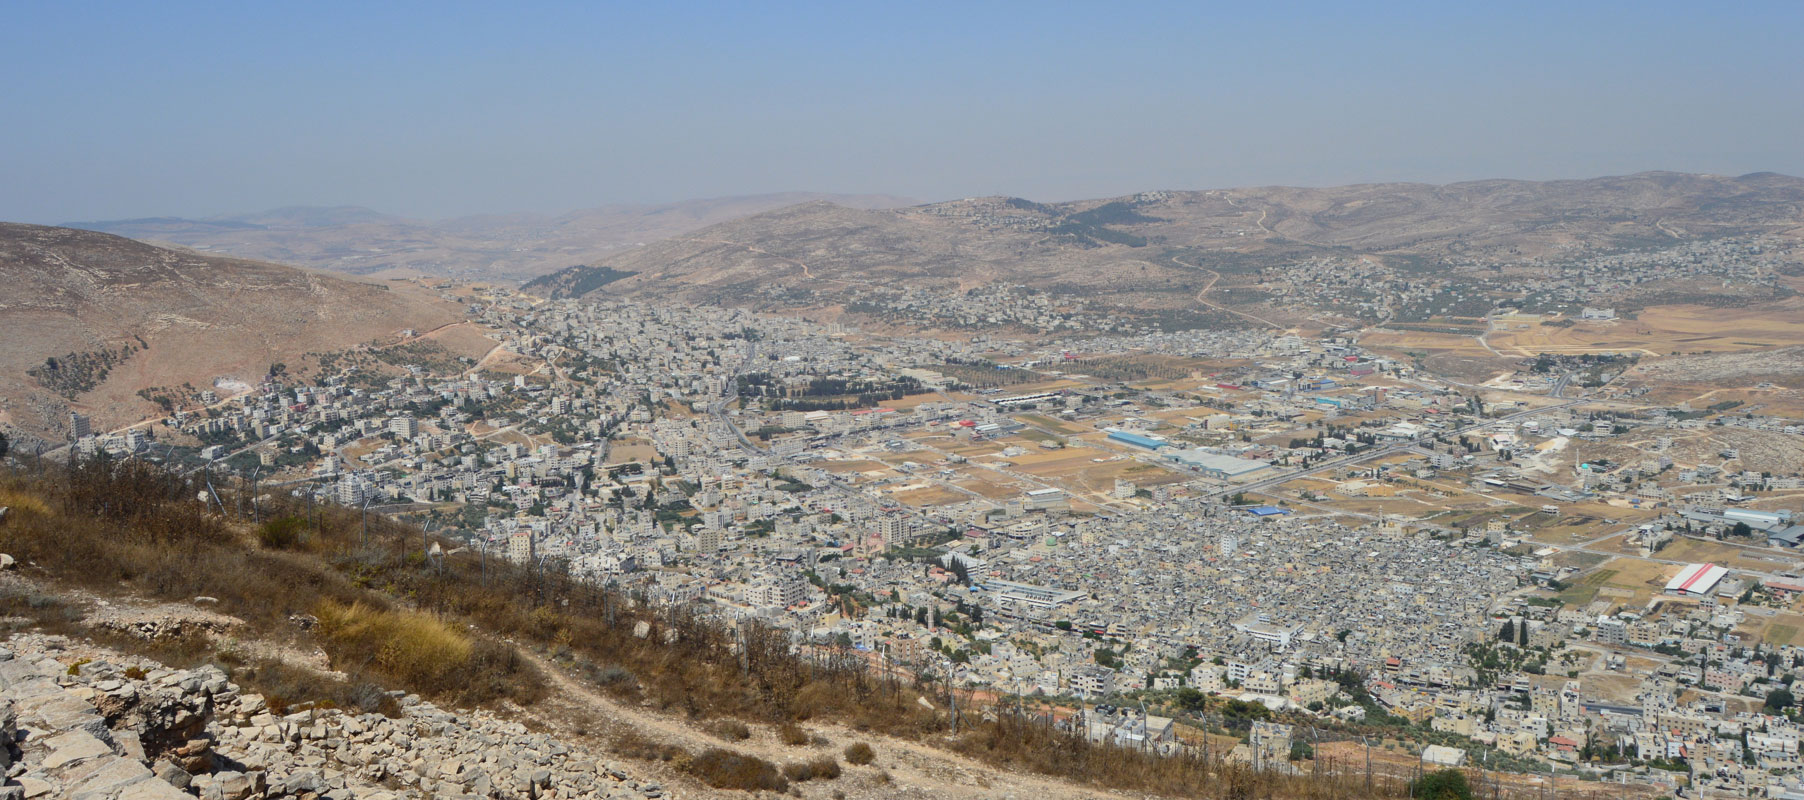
(3, 1, 1800, 223)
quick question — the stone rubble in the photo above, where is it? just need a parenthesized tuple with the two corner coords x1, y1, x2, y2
(0, 634, 670, 799)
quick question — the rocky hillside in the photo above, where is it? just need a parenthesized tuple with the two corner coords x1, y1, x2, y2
(530, 171, 1804, 306)
(0, 632, 666, 800)
(70, 194, 918, 282)
(0, 223, 463, 445)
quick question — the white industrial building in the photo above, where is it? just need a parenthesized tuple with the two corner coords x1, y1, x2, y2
(1665, 563, 1728, 596)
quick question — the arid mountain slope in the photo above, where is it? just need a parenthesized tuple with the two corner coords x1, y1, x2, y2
(1124, 170, 1804, 253)
(526, 200, 1180, 301)
(0, 223, 462, 444)
(531, 171, 1804, 305)
(70, 192, 918, 281)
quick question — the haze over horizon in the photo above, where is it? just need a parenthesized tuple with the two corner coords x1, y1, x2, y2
(4, 1, 1800, 224)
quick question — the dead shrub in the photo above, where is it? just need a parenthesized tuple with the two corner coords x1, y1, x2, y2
(783, 756, 841, 782)
(688, 747, 787, 793)
(776, 722, 809, 746)
(844, 742, 875, 765)
(708, 719, 752, 741)
(613, 731, 687, 763)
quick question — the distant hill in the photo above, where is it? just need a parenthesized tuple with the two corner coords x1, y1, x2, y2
(528, 171, 1804, 306)
(0, 223, 462, 444)
(68, 193, 919, 282)
(521, 199, 1165, 303)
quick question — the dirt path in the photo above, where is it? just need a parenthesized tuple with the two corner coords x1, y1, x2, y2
(1222, 193, 1273, 237)
(691, 238, 874, 288)
(515, 650, 1149, 800)
(1165, 254, 1287, 332)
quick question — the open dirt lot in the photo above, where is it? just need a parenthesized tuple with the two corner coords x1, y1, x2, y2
(1655, 536, 1804, 575)
(1488, 306, 1804, 357)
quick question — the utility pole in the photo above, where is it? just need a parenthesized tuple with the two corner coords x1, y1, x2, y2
(1363, 735, 1373, 795)
(1138, 698, 1151, 752)
(361, 495, 374, 550)
(1310, 726, 1320, 780)
(248, 465, 262, 523)
(943, 656, 958, 733)
(203, 468, 227, 517)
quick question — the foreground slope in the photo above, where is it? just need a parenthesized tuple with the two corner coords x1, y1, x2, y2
(0, 458, 1653, 799)
(0, 223, 462, 444)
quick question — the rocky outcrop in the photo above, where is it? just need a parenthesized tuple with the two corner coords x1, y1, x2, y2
(0, 634, 667, 799)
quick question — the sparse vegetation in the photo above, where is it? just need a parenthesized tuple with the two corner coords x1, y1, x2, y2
(525, 265, 637, 298)
(0, 455, 544, 709)
(28, 342, 143, 399)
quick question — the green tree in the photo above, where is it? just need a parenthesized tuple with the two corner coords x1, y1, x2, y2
(1175, 688, 1207, 713)
(1766, 687, 1795, 713)
(1410, 769, 1474, 800)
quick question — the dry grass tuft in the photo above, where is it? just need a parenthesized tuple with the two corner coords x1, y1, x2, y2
(0, 487, 51, 517)
(315, 600, 473, 687)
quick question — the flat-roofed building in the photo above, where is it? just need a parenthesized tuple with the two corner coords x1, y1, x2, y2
(987, 579, 1085, 612)
(1165, 449, 1270, 481)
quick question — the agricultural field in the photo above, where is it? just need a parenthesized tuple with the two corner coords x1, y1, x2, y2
(1016, 412, 1085, 435)
(1555, 557, 1676, 608)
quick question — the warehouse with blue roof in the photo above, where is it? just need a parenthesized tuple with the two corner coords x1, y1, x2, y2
(1105, 429, 1169, 451)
